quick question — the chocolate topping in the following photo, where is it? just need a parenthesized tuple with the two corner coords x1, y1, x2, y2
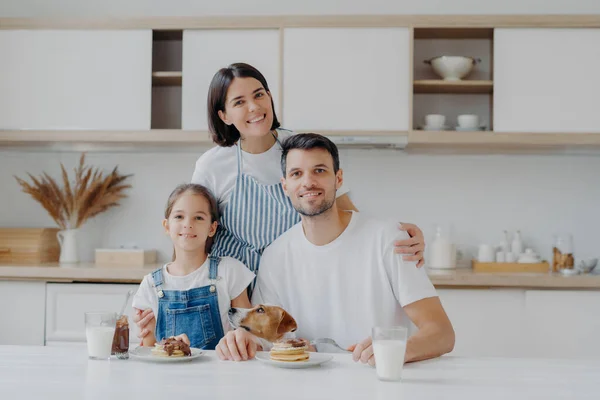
(158, 337, 191, 356)
(275, 338, 307, 348)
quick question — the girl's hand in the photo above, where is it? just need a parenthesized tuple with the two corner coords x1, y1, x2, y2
(133, 308, 156, 339)
(395, 223, 425, 268)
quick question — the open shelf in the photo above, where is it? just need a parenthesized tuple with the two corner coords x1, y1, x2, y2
(413, 80, 493, 94)
(414, 28, 494, 40)
(407, 131, 600, 153)
(152, 71, 182, 86)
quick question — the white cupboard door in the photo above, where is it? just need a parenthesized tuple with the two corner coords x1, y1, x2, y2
(181, 29, 280, 130)
(45, 283, 141, 344)
(283, 28, 410, 131)
(0, 281, 45, 345)
(437, 289, 527, 357)
(525, 290, 600, 359)
(494, 28, 600, 133)
(0, 30, 152, 130)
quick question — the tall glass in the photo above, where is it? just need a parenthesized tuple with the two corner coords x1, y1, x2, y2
(85, 312, 117, 360)
(372, 326, 408, 382)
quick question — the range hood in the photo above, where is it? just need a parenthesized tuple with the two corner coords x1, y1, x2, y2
(327, 135, 408, 149)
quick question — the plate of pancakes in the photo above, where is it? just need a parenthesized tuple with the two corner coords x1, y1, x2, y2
(130, 337, 203, 363)
(255, 339, 333, 369)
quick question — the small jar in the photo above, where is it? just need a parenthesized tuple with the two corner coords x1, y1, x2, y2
(552, 234, 575, 272)
(111, 314, 129, 359)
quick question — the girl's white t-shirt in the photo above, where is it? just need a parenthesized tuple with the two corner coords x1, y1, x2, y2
(191, 129, 349, 208)
(132, 257, 255, 333)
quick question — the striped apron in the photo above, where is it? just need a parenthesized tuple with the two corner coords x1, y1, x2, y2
(210, 133, 300, 292)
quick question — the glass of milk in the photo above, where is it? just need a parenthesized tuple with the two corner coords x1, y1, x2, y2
(372, 326, 408, 381)
(85, 312, 117, 360)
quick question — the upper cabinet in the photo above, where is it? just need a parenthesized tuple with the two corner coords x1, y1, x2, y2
(0, 30, 152, 130)
(494, 28, 600, 133)
(283, 28, 411, 132)
(181, 29, 280, 131)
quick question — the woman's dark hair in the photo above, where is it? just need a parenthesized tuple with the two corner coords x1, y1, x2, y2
(207, 63, 281, 147)
(165, 183, 220, 255)
(280, 133, 340, 176)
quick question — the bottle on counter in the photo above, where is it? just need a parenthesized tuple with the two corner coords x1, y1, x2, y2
(511, 230, 524, 257)
(111, 314, 129, 359)
(428, 225, 457, 269)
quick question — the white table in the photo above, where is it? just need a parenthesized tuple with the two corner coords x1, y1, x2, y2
(0, 345, 598, 399)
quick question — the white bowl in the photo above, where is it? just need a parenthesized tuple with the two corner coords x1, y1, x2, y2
(424, 56, 481, 81)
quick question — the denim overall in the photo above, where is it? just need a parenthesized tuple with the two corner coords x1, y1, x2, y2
(151, 256, 224, 350)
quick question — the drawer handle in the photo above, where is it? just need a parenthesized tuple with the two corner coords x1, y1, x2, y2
(0, 248, 10, 254)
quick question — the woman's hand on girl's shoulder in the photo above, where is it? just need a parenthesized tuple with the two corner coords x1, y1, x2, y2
(394, 223, 425, 268)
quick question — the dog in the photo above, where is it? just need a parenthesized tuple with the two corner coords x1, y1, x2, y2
(228, 304, 297, 344)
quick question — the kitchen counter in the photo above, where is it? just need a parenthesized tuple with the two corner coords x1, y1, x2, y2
(1, 264, 600, 289)
(1, 345, 598, 399)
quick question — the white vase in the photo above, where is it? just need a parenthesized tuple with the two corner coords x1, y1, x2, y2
(57, 229, 79, 263)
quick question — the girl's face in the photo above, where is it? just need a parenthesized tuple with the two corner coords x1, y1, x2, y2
(218, 77, 274, 140)
(163, 193, 218, 254)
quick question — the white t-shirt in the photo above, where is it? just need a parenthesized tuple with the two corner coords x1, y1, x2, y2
(191, 129, 349, 209)
(132, 257, 255, 333)
(252, 211, 438, 349)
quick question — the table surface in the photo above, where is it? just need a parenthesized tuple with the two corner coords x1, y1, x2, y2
(0, 345, 598, 400)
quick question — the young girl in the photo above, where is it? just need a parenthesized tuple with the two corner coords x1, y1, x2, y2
(132, 183, 254, 350)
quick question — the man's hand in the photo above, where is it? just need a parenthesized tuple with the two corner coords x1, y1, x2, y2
(216, 328, 261, 361)
(396, 223, 425, 268)
(350, 337, 376, 367)
(133, 308, 155, 339)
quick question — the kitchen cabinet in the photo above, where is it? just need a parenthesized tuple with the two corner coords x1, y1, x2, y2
(181, 29, 280, 130)
(0, 30, 152, 130)
(0, 281, 45, 345)
(437, 288, 527, 357)
(282, 27, 411, 131)
(494, 28, 600, 133)
(45, 283, 141, 345)
(524, 290, 600, 359)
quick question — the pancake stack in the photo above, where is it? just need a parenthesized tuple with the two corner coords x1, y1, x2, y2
(270, 338, 309, 362)
(151, 337, 192, 357)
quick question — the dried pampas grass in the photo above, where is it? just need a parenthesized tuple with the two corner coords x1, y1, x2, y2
(14, 154, 133, 230)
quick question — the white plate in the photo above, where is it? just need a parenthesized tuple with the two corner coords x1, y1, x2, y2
(254, 351, 333, 369)
(129, 346, 204, 363)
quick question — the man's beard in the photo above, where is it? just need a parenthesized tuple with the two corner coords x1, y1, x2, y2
(294, 194, 335, 217)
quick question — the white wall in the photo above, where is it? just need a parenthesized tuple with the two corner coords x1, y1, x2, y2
(1, 0, 600, 17)
(2, 149, 599, 265)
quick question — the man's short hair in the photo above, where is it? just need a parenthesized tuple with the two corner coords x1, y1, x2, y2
(280, 133, 340, 176)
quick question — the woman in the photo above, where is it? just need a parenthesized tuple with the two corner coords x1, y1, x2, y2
(134, 63, 426, 338)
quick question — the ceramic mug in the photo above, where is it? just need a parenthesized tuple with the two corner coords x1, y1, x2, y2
(425, 114, 445, 129)
(478, 244, 495, 262)
(457, 114, 479, 129)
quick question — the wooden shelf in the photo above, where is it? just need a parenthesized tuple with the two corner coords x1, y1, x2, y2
(413, 80, 493, 94)
(407, 131, 600, 153)
(152, 71, 182, 87)
(0, 130, 211, 145)
(414, 28, 493, 40)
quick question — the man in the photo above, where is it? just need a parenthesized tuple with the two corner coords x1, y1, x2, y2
(216, 133, 455, 365)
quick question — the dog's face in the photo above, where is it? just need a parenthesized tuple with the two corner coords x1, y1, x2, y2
(228, 305, 297, 342)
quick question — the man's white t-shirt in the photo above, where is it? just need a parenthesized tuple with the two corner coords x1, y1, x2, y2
(191, 129, 349, 208)
(132, 257, 255, 333)
(252, 211, 437, 349)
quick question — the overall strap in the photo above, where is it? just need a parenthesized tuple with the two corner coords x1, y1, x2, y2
(151, 267, 165, 298)
(208, 256, 220, 293)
